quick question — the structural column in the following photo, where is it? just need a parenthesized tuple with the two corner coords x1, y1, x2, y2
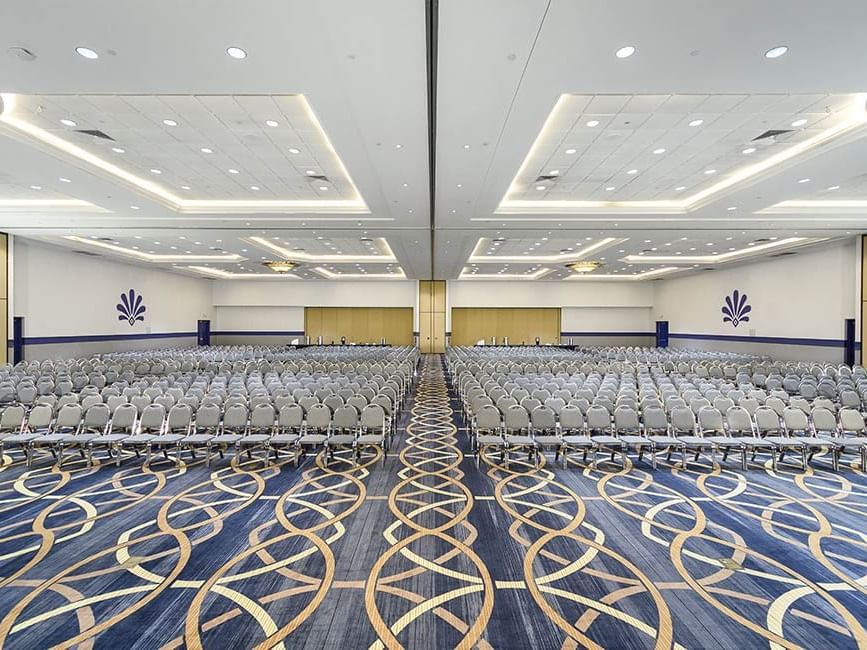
(0, 233, 7, 365)
(419, 281, 446, 353)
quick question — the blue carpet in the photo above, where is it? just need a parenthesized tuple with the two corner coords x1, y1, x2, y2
(0, 355, 865, 648)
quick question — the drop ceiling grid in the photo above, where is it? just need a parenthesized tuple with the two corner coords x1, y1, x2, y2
(512, 93, 855, 202)
(15, 94, 356, 201)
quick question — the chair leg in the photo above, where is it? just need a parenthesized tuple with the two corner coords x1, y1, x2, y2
(681, 446, 687, 470)
(741, 447, 747, 471)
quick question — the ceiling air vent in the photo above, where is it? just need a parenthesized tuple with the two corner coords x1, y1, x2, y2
(701, 267, 715, 271)
(76, 129, 115, 141)
(75, 250, 101, 257)
(534, 174, 558, 183)
(752, 129, 792, 141)
(771, 251, 797, 258)
(360, 237, 374, 242)
(306, 174, 329, 182)
(97, 237, 115, 242)
(752, 238, 771, 243)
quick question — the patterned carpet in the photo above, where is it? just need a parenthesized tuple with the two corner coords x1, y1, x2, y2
(0, 354, 866, 648)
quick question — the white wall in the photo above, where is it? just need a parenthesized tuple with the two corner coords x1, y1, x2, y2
(13, 240, 213, 357)
(654, 240, 858, 361)
(447, 280, 654, 335)
(212, 280, 418, 333)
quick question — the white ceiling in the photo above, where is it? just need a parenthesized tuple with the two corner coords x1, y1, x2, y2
(1, 0, 867, 281)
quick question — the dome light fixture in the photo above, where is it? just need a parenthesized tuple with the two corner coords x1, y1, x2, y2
(263, 260, 298, 273)
(567, 260, 602, 274)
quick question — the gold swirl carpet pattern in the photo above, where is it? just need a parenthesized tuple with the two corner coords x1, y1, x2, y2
(0, 354, 865, 648)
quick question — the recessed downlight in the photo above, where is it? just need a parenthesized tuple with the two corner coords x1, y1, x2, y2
(30, 185, 41, 190)
(615, 45, 636, 58)
(704, 169, 716, 175)
(265, 120, 279, 127)
(150, 168, 162, 174)
(226, 46, 247, 59)
(727, 206, 737, 211)
(288, 148, 300, 154)
(319, 185, 328, 191)
(162, 119, 178, 127)
(652, 148, 665, 154)
(797, 177, 811, 183)
(305, 170, 316, 176)
(688, 119, 704, 127)
(586, 119, 600, 127)
(675, 186, 686, 191)
(791, 118, 807, 127)
(605, 186, 615, 191)
(250, 185, 260, 191)
(130, 205, 140, 210)
(626, 169, 638, 175)
(765, 45, 788, 59)
(60, 118, 77, 127)
(112, 147, 125, 153)
(827, 185, 841, 191)
(228, 168, 239, 174)
(742, 147, 756, 154)
(536, 185, 546, 191)
(180, 185, 191, 190)
(565, 148, 577, 155)
(59, 177, 71, 183)
(549, 169, 560, 175)
(200, 147, 213, 154)
(75, 46, 98, 59)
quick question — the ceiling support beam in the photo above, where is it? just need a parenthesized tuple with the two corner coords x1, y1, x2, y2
(425, 0, 438, 279)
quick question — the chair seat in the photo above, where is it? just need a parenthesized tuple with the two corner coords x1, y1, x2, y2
(327, 434, 356, 446)
(534, 435, 562, 446)
(269, 434, 300, 445)
(591, 435, 622, 447)
(765, 436, 805, 448)
(793, 436, 836, 448)
(32, 433, 72, 444)
(89, 434, 129, 445)
(620, 435, 652, 446)
(60, 433, 102, 445)
(356, 434, 384, 445)
(209, 434, 241, 445)
(239, 434, 271, 445)
(150, 434, 185, 445)
(820, 436, 867, 449)
(299, 434, 327, 445)
(477, 434, 505, 446)
(649, 435, 685, 447)
(123, 434, 156, 445)
(1, 433, 40, 444)
(739, 437, 777, 448)
(707, 436, 743, 447)
(180, 434, 213, 444)
(505, 435, 535, 446)
(679, 436, 714, 448)
(561, 435, 594, 447)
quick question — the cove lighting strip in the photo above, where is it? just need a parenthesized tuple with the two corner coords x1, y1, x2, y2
(759, 200, 867, 214)
(248, 236, 398, 263)
(564, 266, 681, 280)
(186, 266, 300, 279)
(0, 198, 102, 211)
(621, 237, 811, 264)
(458, 267, 554, 280)
(468, 237, 621, 263)
(497, 93, 867, 215)
(314, 266, 406, 279)
(0, 93, 369, 215)
(65, 235, 244, 262)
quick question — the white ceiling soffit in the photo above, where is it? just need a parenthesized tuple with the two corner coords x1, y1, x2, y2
(497, 93, 867, 215)
(0, 93, 369, 214)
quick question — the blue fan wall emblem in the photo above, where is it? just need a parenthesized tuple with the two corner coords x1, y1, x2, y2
(116, 289, 146, 326)
(721, 289, 751, 327)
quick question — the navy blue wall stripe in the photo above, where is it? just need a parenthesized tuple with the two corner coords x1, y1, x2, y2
(211, 330, 305, 336)
(670, 332, 862, 349)
(560, 331, 654, 337)
(16, 332, 197, 346)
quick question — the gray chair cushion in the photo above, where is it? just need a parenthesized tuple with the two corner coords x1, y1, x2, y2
(150, 434, 184, 445)
(239, 434, 271, 445)
(477, 434, 505, 446)
(679, 436, 714, 447)
(269, 434, 299, 445)
(209, 434, 241, 445)
(89, 434, 129, 445)
(327, 434, 355, 446)
(765, 436, 805, 448)
(561, 435, 593, 447)
(620, 435, 652, 446)
(534, 435, 561, 446)
(707, 436, 743, 447)
(1, 434, 40, 444)
(180, 434, 213, 444)
(356, 434, 384, 445)
(123, 435, 156, 445)
(591, 435, 623, 446)
(649, 435, 684, 446)
(299, 434, 328, 445)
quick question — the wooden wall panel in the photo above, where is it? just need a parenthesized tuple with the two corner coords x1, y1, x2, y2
(418, 281, 446, 353)
(0, 233, 6, 364)
(304, 307, 413, 345)
(450, 307, 561, 346)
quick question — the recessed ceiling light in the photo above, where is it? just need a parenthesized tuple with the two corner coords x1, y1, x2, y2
(797, 177, 811, 183)
(727, 206, 737, 211)
(200, 147, 213, 154)
(565, 148, 577, 155)
(250, 185, 260, 191)
(765, 45, 788, 59)
(536, 185, 546, 191)
(227, 46, 247, 59)
(652, 148, 665, 154)
(457, 183, 463, 188)
(605, 186, 615, 191)
(791, 118, 807, 127)
(60, 118, 77, 127)
(111, 147, 125, 154)
(265, 120, 279, 127)
(688, 119, 704, 127)
(181, 185, 191, 190)
(162, 119, 178, 127)
(586, 120, 600, 127)
(626, 169, 638, 175)
(395, 144, 402, 149)
(319, 185, 328, 191)
(59, 177, 71, 183)
(463, 144, 470, 149)
(675, 186, 686, 191)
(30, 184, 41, 190)
(130, 205, 140, 210)
(704, 169, 716, 175)
(828, 185, 841, 191)
(288, 148, 300, 154)
(742, 147, 756, 154)
(150, 168, 162, 174)
(615, 45, 636, 58)
(228, 168, 239, 174)
(74, 46, 98, 59)
(549, 169, 560, 176)
(305, 170, 316, 175)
